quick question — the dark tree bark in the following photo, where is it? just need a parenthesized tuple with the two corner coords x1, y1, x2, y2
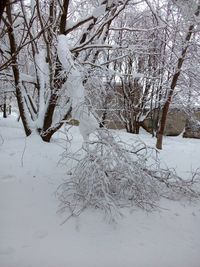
(156, 5, 200, 150)
(6, 1, 32, 136)
(0, 0, 7, 24)
(3, 93, 7, 118)
(59, 0, 70, 34)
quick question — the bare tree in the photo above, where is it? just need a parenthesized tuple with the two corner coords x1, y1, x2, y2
(2, 0, 132, 141)
(156, 2, 200, 149)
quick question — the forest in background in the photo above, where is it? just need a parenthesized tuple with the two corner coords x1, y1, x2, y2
(0, 0, 200, 150)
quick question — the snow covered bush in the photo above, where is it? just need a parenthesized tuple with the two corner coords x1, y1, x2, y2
(57, 129, 200, 222)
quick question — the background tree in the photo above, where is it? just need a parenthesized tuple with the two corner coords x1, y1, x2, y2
(156, 1, 200, 149)
(1, 0, 200, 148)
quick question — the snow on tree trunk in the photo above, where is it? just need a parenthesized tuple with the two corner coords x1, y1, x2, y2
(57, 35, 98, 142)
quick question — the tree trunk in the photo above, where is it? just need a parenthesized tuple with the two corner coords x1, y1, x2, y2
(0, 0, 7, 24)
(156, 5, 200, 149)
(99, 111, 107, 128)
(3, 93, 7, 118)
(135, 121, 140, 134)
(40, 105, 72, 142)
(9, 104, 11, 115)
(6, 1, 32, 136)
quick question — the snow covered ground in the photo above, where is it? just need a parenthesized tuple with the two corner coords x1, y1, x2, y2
(0, 115, 200, 267)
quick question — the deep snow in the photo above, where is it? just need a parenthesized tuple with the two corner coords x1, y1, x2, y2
(0, 115, 200, 267)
